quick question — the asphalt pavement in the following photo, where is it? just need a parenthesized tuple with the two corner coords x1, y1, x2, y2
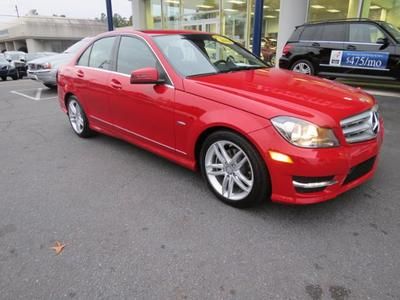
(0, 79, 399, 300)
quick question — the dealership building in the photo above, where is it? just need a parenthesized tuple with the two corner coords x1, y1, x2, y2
(129, 0, 400, 57)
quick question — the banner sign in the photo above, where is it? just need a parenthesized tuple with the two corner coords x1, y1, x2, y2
(329, 50, 389, 70)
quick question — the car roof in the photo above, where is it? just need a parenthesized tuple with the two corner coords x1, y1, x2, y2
(110, 29, 211, 37)
(300, 18, 383, 27)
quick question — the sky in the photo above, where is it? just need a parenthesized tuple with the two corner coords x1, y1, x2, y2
(0, 0, 132, 25)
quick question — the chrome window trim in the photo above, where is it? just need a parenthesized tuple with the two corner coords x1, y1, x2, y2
(75, 33, 175, 88)
(91, 115, 187, 155)
(319, 64, 390, 71)
(299, 40, 385, 46)
(75, 66, 174, 89)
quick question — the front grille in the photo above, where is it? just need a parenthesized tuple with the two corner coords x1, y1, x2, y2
(343, 156, 376, 185)
(340, 108, 380, 144)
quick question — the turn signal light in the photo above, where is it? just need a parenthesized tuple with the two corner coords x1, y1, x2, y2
(269, 150, 293, 164)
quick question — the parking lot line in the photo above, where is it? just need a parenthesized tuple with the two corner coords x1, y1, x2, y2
(10, 89, 57, 101)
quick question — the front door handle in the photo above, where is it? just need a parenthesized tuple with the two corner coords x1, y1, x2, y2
(312, 42, 320, 47)
(76, 69, 84, 78)
(347, 45, 357, 50)
(110, 78, 122, 90)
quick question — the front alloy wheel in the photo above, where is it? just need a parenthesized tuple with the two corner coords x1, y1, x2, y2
(200, 131, 270, 208)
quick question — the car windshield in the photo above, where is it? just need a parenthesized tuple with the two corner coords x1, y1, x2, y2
(153, 34, 267, 77)
(381, 22, 400, 42)
(64, 38, 92, 54)
(5, 52, 25, 61)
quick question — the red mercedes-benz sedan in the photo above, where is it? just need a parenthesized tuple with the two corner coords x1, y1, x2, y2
(57, 30, 384, 208)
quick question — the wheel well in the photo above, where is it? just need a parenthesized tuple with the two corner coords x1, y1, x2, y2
(194, 126, 267, 172)
(64, 92, 74, 109)
(289, 56, 316, 71)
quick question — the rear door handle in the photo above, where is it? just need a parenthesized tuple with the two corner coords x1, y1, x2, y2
(347, 45, 357, 50)
(110, 78, 122, 90)
(312, 42, 320, 47)
(76, 69, 84, 78)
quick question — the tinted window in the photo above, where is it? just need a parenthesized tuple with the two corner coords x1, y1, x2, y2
(116, 37, 157, 75)
(77, 46, 91, 66)
(289, 27, 303, 42)
(88, 37, 116, 70)
(300, 25, 323, 41)
(321, 24, 345, 41)
(349, 24, 385, 43)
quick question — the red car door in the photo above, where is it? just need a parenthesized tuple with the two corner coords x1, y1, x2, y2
(109, 36, 175, 150)
(74, 36, 117, 125)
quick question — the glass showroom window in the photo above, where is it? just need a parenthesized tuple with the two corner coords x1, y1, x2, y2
(361, 0, 400, 29)
(222, 0, 249, 46)
(308, 0, 361, 21)
(249, 0, 280, 58)
(181, 0, 220, 33)
(163, 0, 181, 29)
(146, 0, 162, 29)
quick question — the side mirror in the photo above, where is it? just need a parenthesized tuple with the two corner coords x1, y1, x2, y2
(130, 67, 164, 84)
(377, 37, 389, 45)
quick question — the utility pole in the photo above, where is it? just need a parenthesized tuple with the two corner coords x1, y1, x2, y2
(105, 0, 114, 31)
(15, 5, 20, 18)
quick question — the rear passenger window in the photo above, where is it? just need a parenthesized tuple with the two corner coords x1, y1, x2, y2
(116, 36, 157, 75)
(77, 46, 91, 66)
(300, 25, 323, 41)
(321, 24, 345, 41)
(88, 37, 116, 70)
(349, 24, 385, 43)
(288, 27, 303, 42)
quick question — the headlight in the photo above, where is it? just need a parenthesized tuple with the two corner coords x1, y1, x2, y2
(41, 63, 52, 69)
(271, 116, 339, 148)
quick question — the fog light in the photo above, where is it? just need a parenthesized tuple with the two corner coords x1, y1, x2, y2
(269, 150, 293, 164)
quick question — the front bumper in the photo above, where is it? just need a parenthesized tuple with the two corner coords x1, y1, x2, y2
(249, 122, 384, 205)
(27, 69, 56, 85)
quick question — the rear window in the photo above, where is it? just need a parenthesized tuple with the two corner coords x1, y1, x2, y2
(300, 25, 323, 41)
(288, 27, 303, 42)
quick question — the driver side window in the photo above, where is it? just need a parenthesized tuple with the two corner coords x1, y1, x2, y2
(349, 24, 385, 44)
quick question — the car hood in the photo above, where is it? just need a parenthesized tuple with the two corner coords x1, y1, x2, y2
(29, 53, 74, 69)
(184, 68, 375, 127)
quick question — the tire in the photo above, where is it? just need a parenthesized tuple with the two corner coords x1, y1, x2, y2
(290, 59, 315, 75)
(11, 73, 18, 80)
(67, 96, 94, 138)
(199, 130, 270, 208)
(44, 83, 57, 90)
(1, 76, 6, 81)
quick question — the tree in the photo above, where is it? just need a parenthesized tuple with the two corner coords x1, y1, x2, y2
(96, 13, 132, 28)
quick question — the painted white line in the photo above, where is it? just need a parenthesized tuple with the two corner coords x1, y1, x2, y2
(10, 89, 57, 101)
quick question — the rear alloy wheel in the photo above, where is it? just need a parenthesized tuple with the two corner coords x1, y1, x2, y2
(291, 59, 314, 75)
(200, 131, 270, 208)
(67, 96, 93, 138)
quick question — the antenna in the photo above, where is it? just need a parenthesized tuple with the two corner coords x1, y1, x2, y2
(15, 5, 20, 18)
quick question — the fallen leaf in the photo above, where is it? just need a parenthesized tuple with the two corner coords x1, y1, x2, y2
(50, 241, 65, 255)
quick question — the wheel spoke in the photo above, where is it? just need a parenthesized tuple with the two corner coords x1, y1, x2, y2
(230, 150, 243, 164)
(236, 156, 247, 170)
(221, 174, 229, 196)
(233, 175, 250, 193)
(216, 142, 231, 163)
(227, 175, 234, 198)
(235, 170, 252, 187)
(69, 102, 77, 114)
(206, 163, 225, 176)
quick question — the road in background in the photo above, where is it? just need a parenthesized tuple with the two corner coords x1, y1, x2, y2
(0, 79, 399, 299)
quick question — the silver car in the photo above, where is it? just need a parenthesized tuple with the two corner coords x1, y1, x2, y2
(27, 38, 91, 89)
